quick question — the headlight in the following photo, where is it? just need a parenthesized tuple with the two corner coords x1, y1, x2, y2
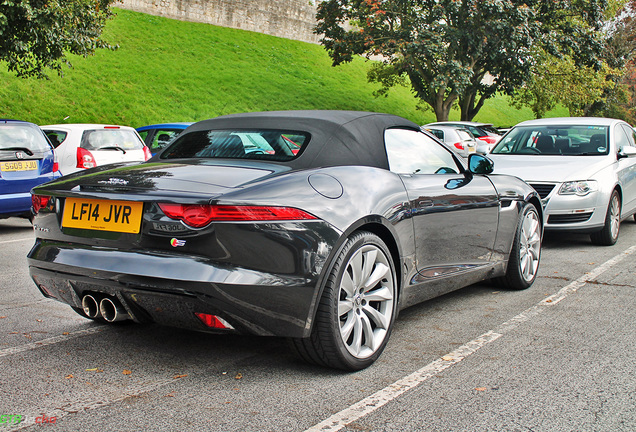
(558, 180, 598, 196)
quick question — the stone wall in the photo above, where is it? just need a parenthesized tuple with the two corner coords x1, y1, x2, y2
(116, 0, 321, 43)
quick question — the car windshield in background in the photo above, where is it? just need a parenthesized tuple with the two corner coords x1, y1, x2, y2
(81, 129, 144, 151)
(0, 124, 50, 153)
(491, 125, 609, 156)
(160, 129, 309, 161)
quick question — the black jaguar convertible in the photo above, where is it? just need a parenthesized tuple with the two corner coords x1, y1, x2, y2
(28, 111, 542, 370)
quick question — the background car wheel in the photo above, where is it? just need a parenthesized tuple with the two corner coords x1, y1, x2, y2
(590, 190, 620, 246)
(290, 231, 397, 370)
(496, 203, 541, 290)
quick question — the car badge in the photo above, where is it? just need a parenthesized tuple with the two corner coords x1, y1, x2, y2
(98, 178, 129, 186)
(170, 238, 186, 247)
(15, 152, 24, 159)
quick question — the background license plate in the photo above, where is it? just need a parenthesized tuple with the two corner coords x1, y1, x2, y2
(62, 198, 143, 233)
(0, 160, 38, 171)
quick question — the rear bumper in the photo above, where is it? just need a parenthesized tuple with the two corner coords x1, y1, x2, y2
(0, 191, 32, 217)
(27, 231, 337, 338)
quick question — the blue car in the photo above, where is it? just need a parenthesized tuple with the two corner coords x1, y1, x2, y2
(0, 120, 61, 220)
(136, 123, 193, 156)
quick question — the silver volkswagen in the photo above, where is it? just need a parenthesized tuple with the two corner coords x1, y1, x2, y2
(489, 117, 636, 245)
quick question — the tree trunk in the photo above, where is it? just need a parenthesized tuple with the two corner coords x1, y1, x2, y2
(433, 89, 457, 122)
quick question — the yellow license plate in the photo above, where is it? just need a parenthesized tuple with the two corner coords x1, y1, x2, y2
(62, 198, 143, 233)
(0, 160, 38, 171)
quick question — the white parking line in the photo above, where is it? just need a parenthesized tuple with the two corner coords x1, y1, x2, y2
(0, 327, 106, 358)
(305, 245, 636, 432)
(0, 237, 32, 245)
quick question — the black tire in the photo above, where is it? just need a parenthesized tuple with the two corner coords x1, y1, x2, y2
(591, 190, 621, 246)
(289, 231, 397, 371)
(496, 203, 542, 290)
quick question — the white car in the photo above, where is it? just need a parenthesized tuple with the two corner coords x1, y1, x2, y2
(424, 121, 502, 145)
(489, 117, 636, 245)
(42, 124, 151, 175)
(423, 125, 478, 157)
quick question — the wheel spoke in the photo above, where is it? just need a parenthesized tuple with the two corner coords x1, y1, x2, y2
(361, 249, 378, 284)
(338, 299, 354, 317)
(520, 253, 530, 279)
(349, 251, 364, 288)
(340, 270, 356, 297)
(364, 286, 393, 302)
(350, 314, 363, 355)
(340, 313, 355, 342)
(359, 313, 375, 352)
(362, 303, 389, 329)
(363, 262, 390, 291)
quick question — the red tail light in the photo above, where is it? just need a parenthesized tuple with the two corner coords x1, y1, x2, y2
(77, 147, 96, 169)
(52, 162, 59, 172)
(142, 146, 152, 160)
(158, 204, 317, 228)
(453, 142, 465, 150)
(32, 194, 51, 213)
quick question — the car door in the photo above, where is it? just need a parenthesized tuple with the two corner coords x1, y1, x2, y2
(618, 124, 636, 214)
(384, 128, 499, 302)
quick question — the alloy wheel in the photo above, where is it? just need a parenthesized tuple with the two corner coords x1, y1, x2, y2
(338, 244, 395, 359)
(519, 209, 541, 282)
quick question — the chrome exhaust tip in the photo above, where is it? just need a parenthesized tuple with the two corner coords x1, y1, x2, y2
(81, 295, 100, 319)
(99, 297, 129, 323)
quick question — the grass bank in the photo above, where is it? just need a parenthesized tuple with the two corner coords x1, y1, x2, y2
(0, 8, 566, 127)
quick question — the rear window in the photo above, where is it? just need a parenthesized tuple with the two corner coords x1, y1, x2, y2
(81, 129, 144, 151)
(160, 129, 310, 162)
(0, 124, 51, 153)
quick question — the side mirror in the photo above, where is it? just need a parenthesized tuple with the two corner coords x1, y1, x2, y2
(618, 146, 636, 159)
(468, 153, 494, 174)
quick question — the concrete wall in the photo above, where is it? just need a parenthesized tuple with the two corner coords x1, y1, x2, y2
(116, 0, 320, 43)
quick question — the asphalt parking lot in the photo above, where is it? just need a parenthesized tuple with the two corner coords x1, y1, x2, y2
(1, 217, 635, 431)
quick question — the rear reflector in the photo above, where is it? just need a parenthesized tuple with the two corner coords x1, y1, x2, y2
(195, 313, 234, 329)
(158, 204, 317, 228)
(32, 194, 51, 213)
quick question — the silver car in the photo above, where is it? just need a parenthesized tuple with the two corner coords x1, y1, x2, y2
(489, 117, 636, 245)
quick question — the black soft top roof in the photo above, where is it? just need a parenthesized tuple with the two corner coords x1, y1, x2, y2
(186, 110, 421, 170)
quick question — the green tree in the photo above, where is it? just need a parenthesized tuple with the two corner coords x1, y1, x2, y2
(315, 0, 607, 122)
(510, 50, 618, 118)
(0, 0, 116, 78)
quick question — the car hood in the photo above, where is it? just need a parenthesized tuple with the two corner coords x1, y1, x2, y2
(488, 155, 610, 183)
(33, 160, 290, 199)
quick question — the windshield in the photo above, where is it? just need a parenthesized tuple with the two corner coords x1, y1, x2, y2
(160, 129, 309, 162)
(491, 125, 609, 155)
(0, 124, 51, 153)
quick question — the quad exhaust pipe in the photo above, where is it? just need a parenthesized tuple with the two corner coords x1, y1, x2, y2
(99, 297, 129, 323)
(81, 294, 129, 322)
(81, 294, 100, 319)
